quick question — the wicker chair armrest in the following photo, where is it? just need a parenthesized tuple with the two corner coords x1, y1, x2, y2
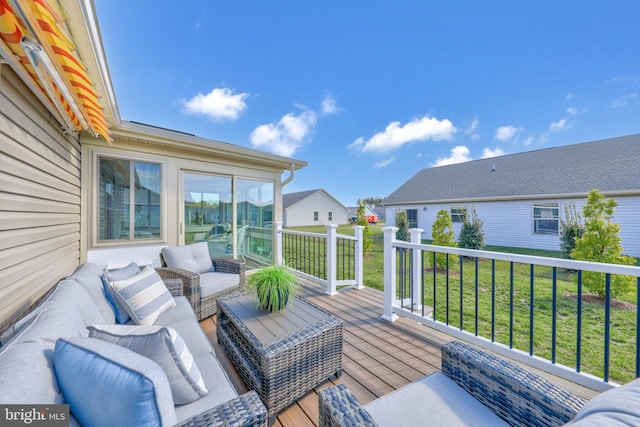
(162, 278, 184, 297)
(318, 384, 378, 427)
(441, 341, 588, 427)
(175, 391, 268, 427)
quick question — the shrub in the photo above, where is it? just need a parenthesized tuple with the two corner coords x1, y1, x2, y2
(571, 189, 636, 298)
(559, 202, 584, 259)
(458, 206, 485, 250)
(395, 211, 409, 242)
(432, 209, 458, 269)
(356, 200, 373, 254)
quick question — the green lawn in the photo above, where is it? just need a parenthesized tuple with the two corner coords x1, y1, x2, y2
(285, 223, 638, 384)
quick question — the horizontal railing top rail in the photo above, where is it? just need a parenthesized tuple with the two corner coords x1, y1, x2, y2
(393, 240, 640, 277)
(281, 228, 358, 242)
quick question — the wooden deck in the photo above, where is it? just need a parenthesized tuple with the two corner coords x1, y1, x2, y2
(200, 278, 598, 427)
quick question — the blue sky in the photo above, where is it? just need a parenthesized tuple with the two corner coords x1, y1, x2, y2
(94, 1, 640, 206)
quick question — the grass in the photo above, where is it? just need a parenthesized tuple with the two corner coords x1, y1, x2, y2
(285, 223, 638, 384)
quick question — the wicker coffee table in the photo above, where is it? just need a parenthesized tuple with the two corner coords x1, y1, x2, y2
(216, 293, 343, 424)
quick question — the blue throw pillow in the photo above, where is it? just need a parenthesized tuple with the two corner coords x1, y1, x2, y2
(54, 337, 177, 427)
(102, 262, 141, 323)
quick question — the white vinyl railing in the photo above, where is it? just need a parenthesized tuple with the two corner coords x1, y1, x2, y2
(275, 222, 364, 295)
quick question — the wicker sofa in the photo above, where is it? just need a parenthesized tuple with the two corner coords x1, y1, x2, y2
(0, 262, 266, 427)
(158, 242, 246, 321)
(319, 340, 596, 427)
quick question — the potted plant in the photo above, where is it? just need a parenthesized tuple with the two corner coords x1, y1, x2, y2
(247, 265, 300, 312)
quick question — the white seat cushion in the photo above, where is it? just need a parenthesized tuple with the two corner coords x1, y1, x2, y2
(161, 242, 214, 274)
(199, 272, 240, 298)
(365, 372, 509, 427)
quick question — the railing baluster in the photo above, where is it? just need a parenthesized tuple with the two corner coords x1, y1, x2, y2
(491, 259, 496, 343)
(604, 273, 611, 382)
(446, 254, 450, 326)
(459, 255, 464, 331)
(422, 251, 426, 317)
(552, 266, 557, 364)
(509, 262, 514, 349)
(433, 251, 437, 322)
(577, 270, 582, 373)
(637, 277, 640, 378)
(530, 264, 534, 356)
(475, 257, 479, 336)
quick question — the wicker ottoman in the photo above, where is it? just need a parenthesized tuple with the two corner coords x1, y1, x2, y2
(217, 293, 343, 424)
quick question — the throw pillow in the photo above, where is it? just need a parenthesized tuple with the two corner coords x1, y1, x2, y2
(161, 242, 214, 274)
(88, 325, 208, 404)
(102, 262, 141, 324)
(54, 337, 177, 427)
(108, 266, 176, 325)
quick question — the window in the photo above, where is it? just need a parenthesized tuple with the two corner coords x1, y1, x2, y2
(99, 158, 161, 241)
(406, 209, 418, 229)
(533, 203, 559, 235)
(451, 206, 467, 223)
(328, 211, 333, 221)
(314, 211, 319, 221)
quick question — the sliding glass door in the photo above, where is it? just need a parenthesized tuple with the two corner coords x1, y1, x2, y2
(183, 172, 274, 266)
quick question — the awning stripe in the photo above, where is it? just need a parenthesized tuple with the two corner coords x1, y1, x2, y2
(0, 0, 110, 141)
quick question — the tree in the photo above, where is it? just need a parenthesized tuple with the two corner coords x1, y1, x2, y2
(356, 200, 373, 254)
(361, 197, 383, 207)
(458, 206, 485, 250)
(571, 189, 636, 298)
(395, 211, 409, 242)
(559, 202, 584, 259)
(432, 209, 458, 269)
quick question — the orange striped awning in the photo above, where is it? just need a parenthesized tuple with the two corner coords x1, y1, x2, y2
(0, 0, 110, 141)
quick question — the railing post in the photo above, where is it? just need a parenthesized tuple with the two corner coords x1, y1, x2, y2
(409, 228, 424, 310)
(275, 221, 283, 266)
(353, 225, 364, 289)
(326, 224, 338, 296)
(382, 226, 399, 322)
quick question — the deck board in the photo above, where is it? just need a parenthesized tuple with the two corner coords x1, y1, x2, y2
(200, 277, 598, 426)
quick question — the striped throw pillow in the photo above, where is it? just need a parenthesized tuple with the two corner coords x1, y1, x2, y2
(109, 266, 176, 326)
(88, 325, 208, 404)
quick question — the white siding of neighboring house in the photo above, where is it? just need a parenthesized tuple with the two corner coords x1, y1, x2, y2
(285, 191, 349, 227)
(385, 195, 640, 257)
(0, 67, 82, 330)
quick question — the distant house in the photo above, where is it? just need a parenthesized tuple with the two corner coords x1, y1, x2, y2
(347, 205, 379, 223)
(382, 135, 640, 256)
(283, 189, 350, 227)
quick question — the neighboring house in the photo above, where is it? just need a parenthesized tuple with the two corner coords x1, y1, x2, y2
(283, 189, 350, 227)
(0, 0, 306, 329)
(382, 135, 640, 256)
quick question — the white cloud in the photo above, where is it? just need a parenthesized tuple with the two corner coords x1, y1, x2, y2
(432, 146, 472, 167)
(182, 87, 249, 121)
(249, 109, 317, 157)
(481, 147, 505, 158)
(464, 117, 480, 140)
(611, 93, 638, 108)
(350, 115, 456, 153)
(321, 95, 338, 114)
(549, 118, 568, 132)
(495, 125, 522, 142)
(565, 92, 574, 101)
(567, 107, 578, 115)
(374, 157, 395, 169)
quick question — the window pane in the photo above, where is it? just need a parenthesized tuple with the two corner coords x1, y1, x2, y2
(99, 158, 131, 240)
(184, 173, 232, 258)
(533, 204, 559, 234)
(407, 209, 418, 228)
(237, 179, 274, 266)
(451, 207, 467, 223)
(134, 162, 161, 239)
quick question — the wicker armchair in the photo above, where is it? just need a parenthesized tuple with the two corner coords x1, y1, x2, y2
(156, 242, 246, 321)
(319, 340, 588, 427)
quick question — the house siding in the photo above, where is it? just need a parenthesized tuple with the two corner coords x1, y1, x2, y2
(0, 67, 82, 329)
(284, 191, 349, 227)
(386, 195, 640, 257)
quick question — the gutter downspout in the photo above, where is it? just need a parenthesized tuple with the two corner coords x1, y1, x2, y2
(281, 163, 296, 187)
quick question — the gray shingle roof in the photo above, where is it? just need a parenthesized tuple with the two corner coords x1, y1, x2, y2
(282, 189, 322, 209)
(383, 134, 640, 205)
